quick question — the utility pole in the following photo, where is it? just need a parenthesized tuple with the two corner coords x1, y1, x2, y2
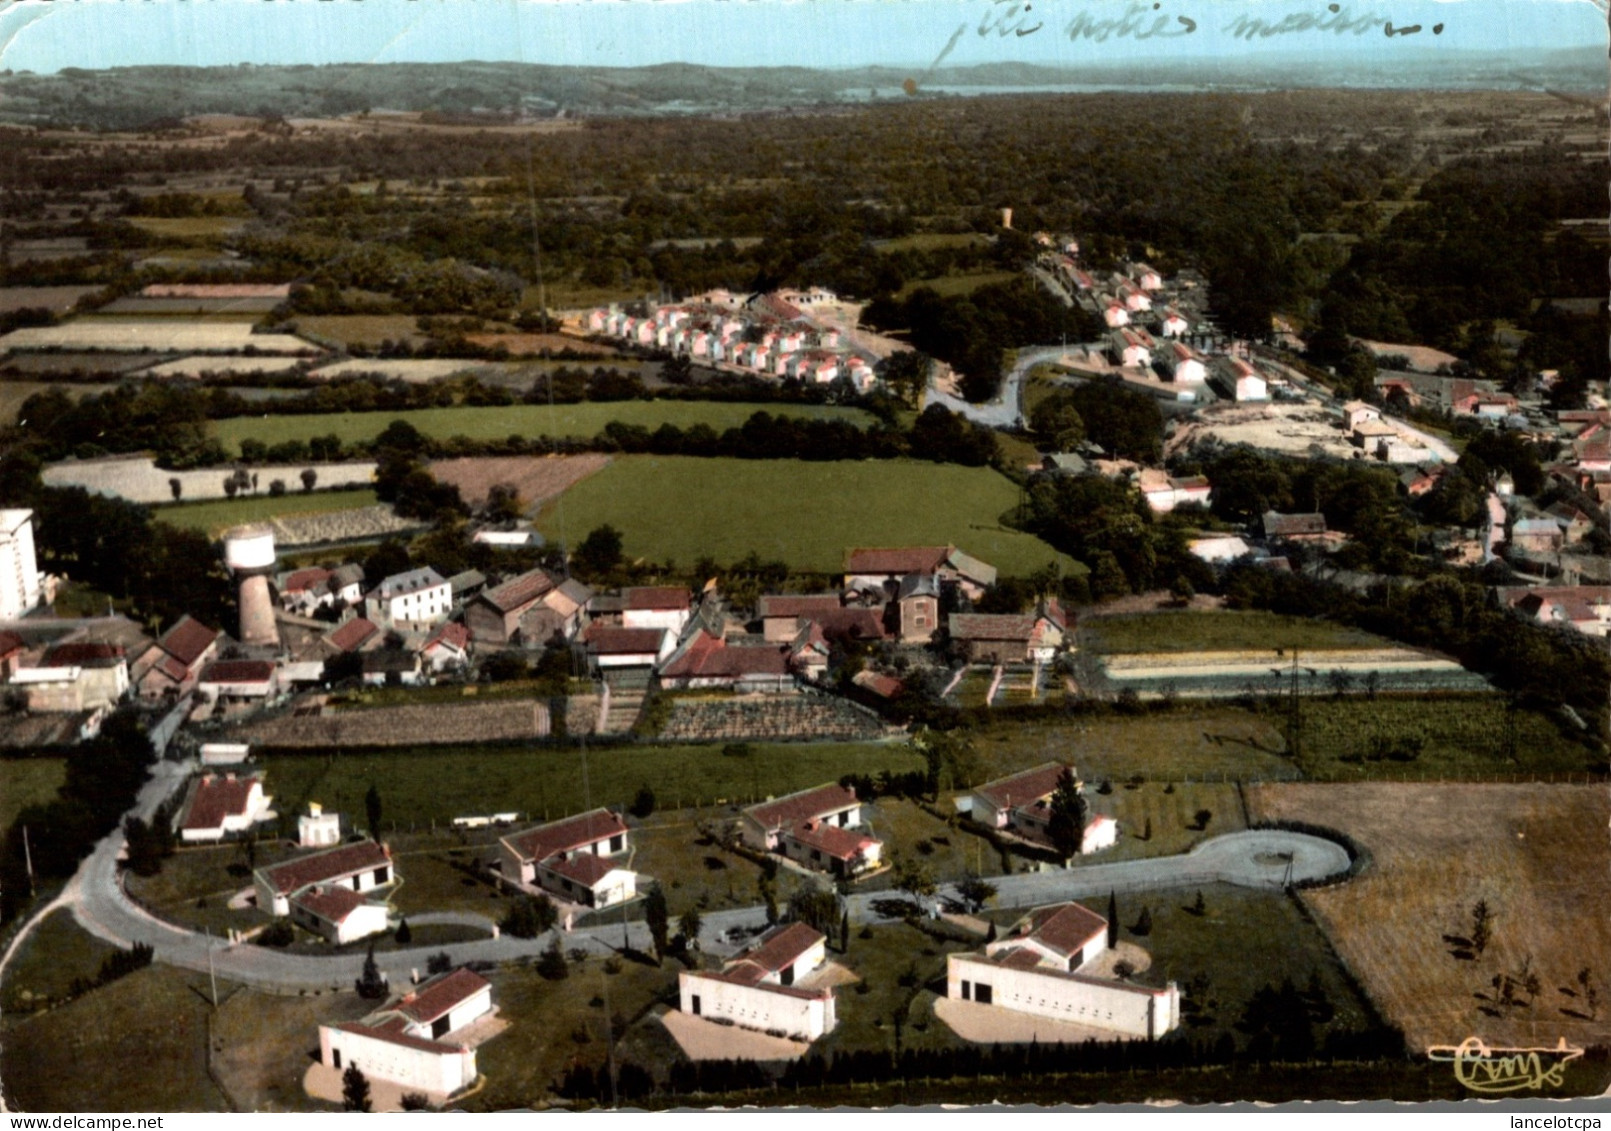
(21, 826, 34, 897)
(205, 927, 218, 1008)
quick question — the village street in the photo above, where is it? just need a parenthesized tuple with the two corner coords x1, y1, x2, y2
(25, 762, 1350, 994)
(924, 344, 1067, 431)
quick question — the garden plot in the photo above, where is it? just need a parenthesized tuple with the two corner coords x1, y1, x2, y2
(132, 356, 310, 379)
(1096, 647, 1488, 698)
(655, 696, 894, 743)
(234, 699, 551, 748)
(269, 504, 423, 547)
(44, 455, 376, 504)
(307, 358, 486, 382)
(0, 321, 320, 354)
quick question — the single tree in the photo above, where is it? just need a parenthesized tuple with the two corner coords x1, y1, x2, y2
(341, 1063, 372, 1112)
(1518, 952, 1541, 1005)
(629, 783, 656, 819)
(1192, 808, 1212, 831)
(572, 524, 625, 577)
(268, 478, 287, 497)
(426, 951, 453, 976)
(678, 908, 703, 948)
(399, 1093, 431, 1111)
(168, 477, 182, 501)
(1132, 906, 1153, 937)
(223, 476, 239, 499)
(840, 910, 851, 952)
(537, 938, 569, 981)
(364, 783, 382, 841)
(644, 886, 670, 959)
(984, 920, 998, 943)
(1141, 816, 1153, 841)
(1107, 891, 1119, 948)
(1045, 768, 1089, 861)
(956, 876, 997, 914)
(1192, 890, 1207, 917)
(300, 468, 318, 493)
(395, 917, 412, 944)
(892, 856, 937, 914)
(355, 942, 386, 999)
(1471, 899, 1493, 956)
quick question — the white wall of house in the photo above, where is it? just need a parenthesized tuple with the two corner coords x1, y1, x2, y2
(678, 973, 835, 1040)
(293, 899, 389, 945)
(537, 862, 637, 908)
(947, 954, 1180, 1039)
(319, 1026, 476, 1096)
(370, 583, 452, 627)
(621, 607, 689, 634)
(255, 860, 393, 918)
(299, 808, 342, 847)
(403, 986, 493, 1040)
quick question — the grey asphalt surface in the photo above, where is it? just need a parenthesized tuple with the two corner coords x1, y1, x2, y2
(925, 344, 1067, 430)
(47, 761, 1351, 992)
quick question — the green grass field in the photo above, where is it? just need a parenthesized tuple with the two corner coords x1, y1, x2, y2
(262, 740, 923, 830)
(897, 271, 1019, 298)
(210, 401, 872, 457)
(873, 233, 991, 254)
(0, 908, 123, 1013)
(151, 488, 379, 534)
(536, 456, 1077, 576)
(1081, 611, 1390, 655)
(0, 758, 66, 829)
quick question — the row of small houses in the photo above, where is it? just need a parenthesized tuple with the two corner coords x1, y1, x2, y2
(587, 294, 878, 391)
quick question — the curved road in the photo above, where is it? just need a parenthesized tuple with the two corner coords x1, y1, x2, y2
(42, 767, 1352, 993)
(925, 345, 1068, 431)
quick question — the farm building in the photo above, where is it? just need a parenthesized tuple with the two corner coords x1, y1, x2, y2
(578, 623, 672, 674)
(657, 630, 796, 693)
(962, 763, 1114, 855)
(1262, 511, 1330, 542)
(843, 546, 996, 602)
(361, 649, 425, 687)
(947, 902, 1180, 1040)
(947, 601, 1069, 665)
(464, 569, 592, 646)
(618, 586, 693, 635)
(678, 922, 838, 1040)
(755, 593, 888, 646)
(322, 616, 382, 656)
(132, 615, 220, 701)
(498, 808, 636, 909)
(14, 642, 129, 712)
(254, 840, 395, 918)
(289, 884, 390, 944)
(196, 659, 279, 703)
(177, 773, 273, 843)
(1212, 358, 1268, 403)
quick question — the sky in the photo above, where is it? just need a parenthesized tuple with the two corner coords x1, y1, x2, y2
(0, 0, 1603, 74)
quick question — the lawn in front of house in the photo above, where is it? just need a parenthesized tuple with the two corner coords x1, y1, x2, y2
(814, 920, 976, 1058)
(0, 908, 124, 1014)
(212, 982, 373, 1111)
(536, 456, 1078, 576)
(123, 841, 287, 936)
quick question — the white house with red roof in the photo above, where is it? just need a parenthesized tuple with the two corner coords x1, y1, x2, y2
(196, 659, 279, 703)
(782, 818, 882, 878)
(1158, 309, 1189, 338)
(289, 883, 391, 944)
(1165, 341, 1206, 385)
(421, 621, 472, 673)
(498, 808, 636, 908)
(1101, 298, 1130, 328)
(1214, 358, 1268, 403)
(947, 901, 1180, 1039)
(1131, 263, 1163, 292)
(964, 763, 1116, 855)
(740, 783, 882, 877)
(658, 630, 795, 693)
(1111, 328, 1155, 370)
(678, 922, 837, 1040)
(620, 586, 693, 634)
(177, 772, 273, 843)
(253, 840, 395, 917)
(133, 614, 220, 700)
(318, 968, 493, 1101)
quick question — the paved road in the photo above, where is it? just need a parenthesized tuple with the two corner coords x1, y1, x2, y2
(925, 344, 1067, 431)
(48, 768, 1351, 992)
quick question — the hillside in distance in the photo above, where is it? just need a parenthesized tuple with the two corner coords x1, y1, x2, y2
(0, 49, 1603, 130)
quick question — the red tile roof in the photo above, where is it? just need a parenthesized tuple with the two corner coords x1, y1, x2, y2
(199, 659, 276, 685)
(396, 968, 490, 1025)
(973, 763, 1072, 812)
(159, 616, 219, 668)
(623, 586, 690, 611)
(290, 884, 369, 924)
(42, 641, 124, 666)
(501, 808, 628, 865)
(1011, 901, 1107, 958)
(258, 840, 390, 896)
(183, 775, 261, 831)
(949, 613, 1041, 643)
(844, 547, 950, 576)
(660, 633, 790, 680)
(787, 819, 879, 862)
(756, 594, 845, 620)
(731, 922, 823, 976)
(583, 625, 666, 655)
(282, 567, 331, 594)
(743, 783, 858, 834)
(326, 617, 381, 653)
(543, 852, 621, 887)
(813, 606, 888, 642)
(332, 1021, 465, 1057)
(425, 621, 471, 652)
(479, 570, 556, 614)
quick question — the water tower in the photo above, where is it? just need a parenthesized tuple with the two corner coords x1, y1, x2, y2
(222, 523, 280, 649)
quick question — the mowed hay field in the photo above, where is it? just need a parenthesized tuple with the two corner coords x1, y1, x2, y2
(1249, 782, 1611, 1052)
(1081, 610, 1391, 655)
(152, 488, 379, 535)
(210, 401, 872, 457)
(536, 456, 1078, 576)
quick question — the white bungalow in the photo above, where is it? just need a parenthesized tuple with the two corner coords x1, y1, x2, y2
(679, 922, 837, 1040)
(1111, 328, 1154, 370)
(1166, 341, 1207, 385)
(1102, 299, 1130, 328)
(1158, 309, 1189, 338)
(498, 808, 636, 908)
(254, 840, 395, 918)
(289, 884, 391, 944)
(317, 969, 493, 1102)
(178, 773, 273, 843)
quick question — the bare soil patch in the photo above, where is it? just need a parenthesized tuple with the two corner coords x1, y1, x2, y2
(1248, 782, 1611, 1052)
(429, 453, 611, 511)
